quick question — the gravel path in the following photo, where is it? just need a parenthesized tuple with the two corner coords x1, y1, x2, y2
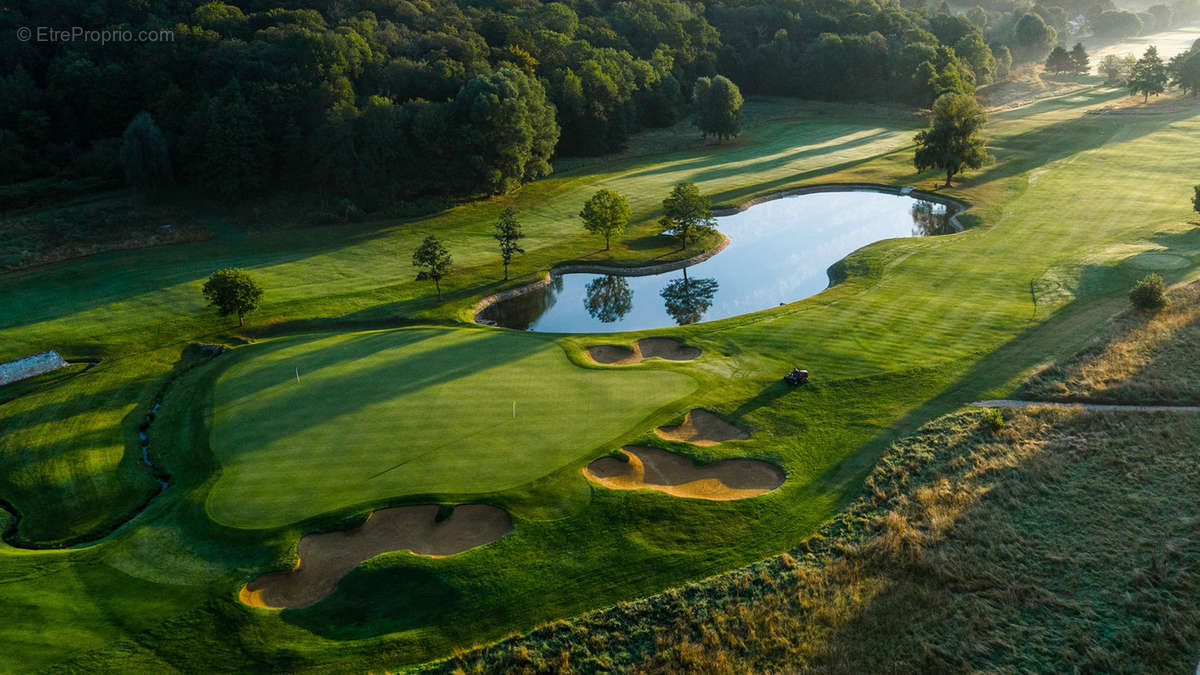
(971, 400, 1200, 413)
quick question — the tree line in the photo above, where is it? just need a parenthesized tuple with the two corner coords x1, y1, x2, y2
(3, 0, 1147, 213)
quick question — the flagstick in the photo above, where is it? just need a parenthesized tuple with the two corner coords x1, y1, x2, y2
(295, 367, 301, 384)
(512, 401, 516, 419)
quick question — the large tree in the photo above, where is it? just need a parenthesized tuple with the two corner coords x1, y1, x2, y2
(1070, 43, 1090, 75)
(202, 268, 263, 327)
(120, 112, 172, 197)
(493, 207, 525, 280)
(412, 235, 452, 301)
(197, 80, 268, 203)
(1128, 46, 1168, 102)
(1012, 13, 1057, 63)
(1169, 48, 1200, 96)
(914, 93, 989, 188)
(579, 189, 631, 250)
(446, 68, 559, 194)
(1044, 46, 1074, 74)
(693, 75, 743, 141)
(659, 182, 716, 250)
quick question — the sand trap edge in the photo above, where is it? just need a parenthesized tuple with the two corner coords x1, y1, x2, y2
(583, 446, 784, 501)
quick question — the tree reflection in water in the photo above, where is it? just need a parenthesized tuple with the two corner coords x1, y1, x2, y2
(660, 268, 719, 325)
(584, 275, 633, 323)
(910, 200, 954, 236)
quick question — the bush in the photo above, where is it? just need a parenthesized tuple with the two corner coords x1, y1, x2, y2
(1129, 273, 1168, 310)
(981, 407, 1005, 434)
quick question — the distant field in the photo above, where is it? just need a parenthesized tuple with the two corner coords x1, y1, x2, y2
(207, 328, 696, 528)
(1084, 25, 1200, 65)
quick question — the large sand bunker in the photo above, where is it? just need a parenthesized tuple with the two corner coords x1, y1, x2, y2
(240, 504, 511, 610)
(586, 337, 701, 365)
(655, 409, 750, 446)
(584, 446, 784, 500)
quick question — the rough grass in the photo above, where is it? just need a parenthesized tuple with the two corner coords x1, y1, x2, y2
(425, 409, 1200, 674)
(1023, 279, 1200, 404)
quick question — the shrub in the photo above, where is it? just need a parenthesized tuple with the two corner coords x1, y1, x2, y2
(981, 407, 1005, 433)
(1129, 273, 1168, 310)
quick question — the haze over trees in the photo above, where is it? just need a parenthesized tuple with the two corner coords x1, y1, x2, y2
(202, 268, 263, 327)
(579, 190, 632, 251)
(119, 112, 172, 199)
(914, 93, 989, 188)
(659, 183, 717, 250)
(413, 235, 452, 301)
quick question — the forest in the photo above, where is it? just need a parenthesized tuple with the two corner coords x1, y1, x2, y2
(3, 0, 1199, 211)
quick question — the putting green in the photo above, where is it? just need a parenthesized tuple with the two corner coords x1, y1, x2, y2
(206, 328, 697, 528)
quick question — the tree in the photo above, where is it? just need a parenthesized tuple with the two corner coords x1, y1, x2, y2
(412, 235, 452, 300)
(493, 208, 525, 280)
(660, 270, 719, 325)
(1192, 185, 1200, 215)
(692, 75, 744, 141)
(446, 68, 559, 194)
(202, 268, 263, 327)
(579, 189, 631, 250)
(1092, 10, 1143, 39)
(584, 275, 633, 323)
(659, 182, 716, 250)
(1129, 273, 1168, 310)
(199, 79, 268, 203)
(1045, 46, 1074, 74)
(120, 112, 172, 197)
(1128, 46, 1168, 102)
(1013, 13, 1057, 63)
(1169, 48, 1200, 96)
(1099, 54, 1134, 84)
(914, 93, 989, 187)
(1070, 43, 1090, 75)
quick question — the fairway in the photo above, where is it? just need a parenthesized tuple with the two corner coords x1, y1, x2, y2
(207, 328, 697, 528)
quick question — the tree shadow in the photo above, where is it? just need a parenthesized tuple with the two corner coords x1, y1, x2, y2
(282, 564, 461, 640)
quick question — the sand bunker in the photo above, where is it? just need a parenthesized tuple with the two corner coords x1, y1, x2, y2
(584, 446, 784, 500)
(586, 337, 701, 365)
(655, 409, 749, 446)
(240, 504, 511, 610)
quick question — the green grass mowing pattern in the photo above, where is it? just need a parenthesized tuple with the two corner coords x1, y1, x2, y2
(206, 327, 697, 528)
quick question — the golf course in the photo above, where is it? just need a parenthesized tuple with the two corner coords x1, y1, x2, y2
(2, 67, 1200, 672)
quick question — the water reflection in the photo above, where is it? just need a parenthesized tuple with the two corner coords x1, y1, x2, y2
(584, 275, 634, 323)
(910, 200, 953, 236)
(660, 270, 719, 325)
(479, 190, 958, 333)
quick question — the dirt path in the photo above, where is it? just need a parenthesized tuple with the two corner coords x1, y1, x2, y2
(972, 400, 1200, 413)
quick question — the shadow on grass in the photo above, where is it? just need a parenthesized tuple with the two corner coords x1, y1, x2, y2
(283, 565, 461, 640)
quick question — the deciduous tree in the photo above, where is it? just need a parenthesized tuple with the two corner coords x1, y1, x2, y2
(493, 208, 525, 280)
(120, 112, 172, 197)
(914, 93, 989, 188)
(692, 75, 743, 141)
(659, 182, 716, 250)
(413, 235, 452, 300)
(579, 189, 632, 250)
(202, 268, 263, 327)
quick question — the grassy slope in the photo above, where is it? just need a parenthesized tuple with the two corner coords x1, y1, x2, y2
(207, 327, 696, 528)
(428, 284, 1200, 674)
(0, 84, 1199, 670)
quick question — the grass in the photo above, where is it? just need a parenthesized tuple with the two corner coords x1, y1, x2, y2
(206, 327, 696, 528)
(426, 301, 1200, 673)
(0, 78, 1199, 670)
(1024, 279, 1200, 404)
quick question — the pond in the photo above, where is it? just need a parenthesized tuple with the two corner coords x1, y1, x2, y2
(478, 189, 955, 333)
